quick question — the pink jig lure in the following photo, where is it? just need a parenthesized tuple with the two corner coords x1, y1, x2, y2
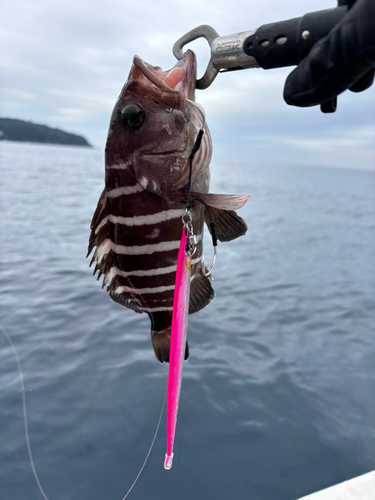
(164, 226, 191, 470)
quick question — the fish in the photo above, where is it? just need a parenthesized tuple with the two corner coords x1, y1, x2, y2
(87, 49, 249, 363)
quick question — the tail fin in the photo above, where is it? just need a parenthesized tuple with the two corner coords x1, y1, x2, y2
(151, 328, 189, 363)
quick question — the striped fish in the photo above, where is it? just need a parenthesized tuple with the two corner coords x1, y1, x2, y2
(87, 50, 249, 362)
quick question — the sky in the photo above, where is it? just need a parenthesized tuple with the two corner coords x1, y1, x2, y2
(1, 0, 374, 170)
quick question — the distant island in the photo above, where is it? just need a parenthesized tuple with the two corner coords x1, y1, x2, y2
(0, 118, 92, 147)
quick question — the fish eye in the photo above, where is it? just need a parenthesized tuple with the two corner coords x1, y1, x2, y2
(121, 105, 145, 129)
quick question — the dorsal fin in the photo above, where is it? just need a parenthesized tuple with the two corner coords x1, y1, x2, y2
(87, 189, 108, 258)
(109, 290, 143, 314)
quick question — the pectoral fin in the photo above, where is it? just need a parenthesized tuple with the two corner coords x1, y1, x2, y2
(204, 207, 248, 242)
(189, 267, 215, 314)
(190, 192, 249, 211)
(190, 192, 249, 242)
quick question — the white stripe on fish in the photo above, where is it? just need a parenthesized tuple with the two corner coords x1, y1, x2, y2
(141, 306, 174, 312)
(108, 209, 185, 226)
(104, 255, 203, 285)
(96, 238, 180, 259)
(96, 234, 203, 261)
(114, 274, 197, 296)
(94, 217, 108, 235)
(107, 184, 143, 198)
(106, 161, 132, 170)
(114, 284, 176, 295)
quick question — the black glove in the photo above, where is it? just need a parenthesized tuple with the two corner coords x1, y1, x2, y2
(284, 0, 375, 108)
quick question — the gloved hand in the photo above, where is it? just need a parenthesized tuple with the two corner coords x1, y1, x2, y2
(283, 0, 375, 109)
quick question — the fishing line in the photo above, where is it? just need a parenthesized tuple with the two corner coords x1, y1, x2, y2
(186, 99, 206, 130)
(190, 197, 217, 276)
(1, 321, 168, 500)
(1, 100, 214, 499)
(0, 324, 51, 500)
(185, 99, 217, 276)
(120, 387, 167, 500)
(185, 99, 205, 211)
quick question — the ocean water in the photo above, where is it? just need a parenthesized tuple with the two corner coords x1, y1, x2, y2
(0, 140, 374, 500)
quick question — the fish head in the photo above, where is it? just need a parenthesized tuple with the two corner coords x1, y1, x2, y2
(105, 50, 211, 197)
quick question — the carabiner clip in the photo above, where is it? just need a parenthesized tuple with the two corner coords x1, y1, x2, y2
(173, 25, 220, 90)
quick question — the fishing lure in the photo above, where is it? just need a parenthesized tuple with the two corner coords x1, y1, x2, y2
(164, 220, 193, 470)
(163, 100, 221, 469)
(164, 106, 205, 469)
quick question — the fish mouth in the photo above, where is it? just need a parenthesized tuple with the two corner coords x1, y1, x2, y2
(132, 50, 197, 110)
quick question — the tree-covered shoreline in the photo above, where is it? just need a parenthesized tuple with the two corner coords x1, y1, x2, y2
(0, 118, 91, 147)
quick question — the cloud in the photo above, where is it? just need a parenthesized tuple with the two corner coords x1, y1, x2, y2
(0, 0, 374, 169)
(283, 126, 375, 152)
(3, 89, 35, 100)
(49, 107, 90, 122)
